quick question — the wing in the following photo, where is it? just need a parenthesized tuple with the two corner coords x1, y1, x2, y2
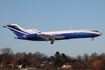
(40, 34, 65, 41)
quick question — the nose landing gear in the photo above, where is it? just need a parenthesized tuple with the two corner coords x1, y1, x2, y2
(92, 38, 94, 41)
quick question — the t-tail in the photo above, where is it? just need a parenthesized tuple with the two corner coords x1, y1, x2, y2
(3, 24, 30, 36)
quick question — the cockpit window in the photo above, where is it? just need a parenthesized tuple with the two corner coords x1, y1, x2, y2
(90, 30, 98, 32)
(94, 31, 98, 32)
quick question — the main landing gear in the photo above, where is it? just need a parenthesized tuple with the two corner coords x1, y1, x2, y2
(50, 39, 55, 44)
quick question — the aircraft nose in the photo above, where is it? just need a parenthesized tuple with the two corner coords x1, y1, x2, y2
(99, 32, 102, 36)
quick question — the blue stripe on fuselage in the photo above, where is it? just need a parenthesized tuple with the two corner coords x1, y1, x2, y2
(33, 33, 99, 41)
(21, 32, 100, 41)
(62, 33, 99, 39)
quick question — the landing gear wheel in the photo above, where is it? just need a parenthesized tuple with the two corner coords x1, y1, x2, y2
(50, 39, 55, 44)
(92, 38, 94, 41)
(51, 41, 54, 44)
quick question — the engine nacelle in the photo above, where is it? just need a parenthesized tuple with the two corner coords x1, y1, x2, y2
(23, 34, 37, 38)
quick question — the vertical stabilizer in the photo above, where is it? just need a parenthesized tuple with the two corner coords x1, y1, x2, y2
(3, 24, 30, 36)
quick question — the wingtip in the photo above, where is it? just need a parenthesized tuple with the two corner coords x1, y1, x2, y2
(3, 25, 7, 28)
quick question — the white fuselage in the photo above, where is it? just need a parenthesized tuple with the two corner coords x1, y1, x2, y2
(3, 24, 102, 44)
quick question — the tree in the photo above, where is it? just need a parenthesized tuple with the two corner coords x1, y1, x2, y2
(26, 52, 33, 63)
(93, 60, 103, 69)
(0, 47, 13, 63)
(60, 53, 68, 63)
(1, 53, 13, 63)
(102, 58, 105, 67)
(31, 57, 38, 64)
(100, 53, 105, 60)
(83, 53, 89, 61)
(41, 53, 48, 60)
(15, 52, 23, 58)
(55, 58, 62, 68)
(12, 58, 21, 68)
(27, 52, 33, 59)
(90, 52, 98, 60)
(55, 51, 60, 58)
(21, 59, 28, 68)
(1, 47, 13, 55)
(61, 53, 66, 58)
(76, 55, 82, 62)
(33, 52, 42, 60)
(67, 55, 73, 61)
(22, 52, 27, 59)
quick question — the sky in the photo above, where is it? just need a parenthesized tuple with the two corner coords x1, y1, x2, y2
(0, 0, 105, 57)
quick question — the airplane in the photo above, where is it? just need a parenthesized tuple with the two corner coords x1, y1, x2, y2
(3, 24, 102, 44)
